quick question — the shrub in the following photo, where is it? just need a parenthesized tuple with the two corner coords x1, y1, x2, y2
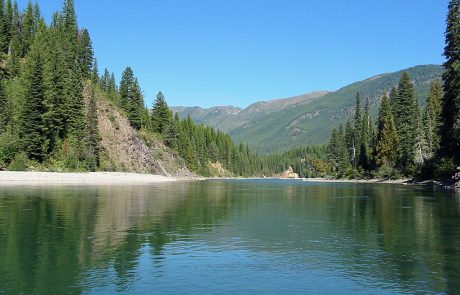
(8, 152, 29, 171)
(434, 157, 456, 181)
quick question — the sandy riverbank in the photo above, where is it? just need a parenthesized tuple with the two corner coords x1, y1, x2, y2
(0, 171, 178, 185)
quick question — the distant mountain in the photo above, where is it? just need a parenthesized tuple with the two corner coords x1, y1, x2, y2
(173, 65, 444, 153)
(172, 91, 329, 133)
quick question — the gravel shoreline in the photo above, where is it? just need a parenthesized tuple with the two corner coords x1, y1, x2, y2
(0, 172, 177, 185)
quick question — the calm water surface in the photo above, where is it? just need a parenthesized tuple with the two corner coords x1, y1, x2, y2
(0, 180, 459, 294)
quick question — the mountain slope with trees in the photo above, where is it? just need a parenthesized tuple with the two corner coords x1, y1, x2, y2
(174, 65, 443, 153)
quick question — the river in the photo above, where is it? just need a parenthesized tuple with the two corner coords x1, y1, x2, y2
(0, 180, 459, 294)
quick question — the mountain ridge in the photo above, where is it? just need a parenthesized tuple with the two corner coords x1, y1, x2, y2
(173, 64, 444, 153)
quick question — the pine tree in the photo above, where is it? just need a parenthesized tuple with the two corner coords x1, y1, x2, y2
(101, 68, 110, 91)
(441, 0, 460, 165)
(19, 52, 47, 161)
(344, 118, 356, 167)
(78, 28, 93, 79)
(353, 92, 362, 167)
(4, 0, 12, 54)
(62, 0, 78, 65)
(84, 88, 100, 170)
(359, 97, 371, 172)
(151, 91, 173, 134)
(423, 80, 443, 159)
(65, 60, 85, 137)
(393, 72, 419, 175)
(337, 124, 350, 176)
(91, 58, 99, 84)
(128, 79, 143, 130)
(0, 0, 5, 55)
(414, 100, 426, 165)
(23, 1, 37, 54)
(389, 86, 398, 115)
(327, 128, 339, 173)
(119, 66, 134, 110)
(0, 80, 7, 134)
(7, 2, 22, 76)
(375, 93, 398, 168)
(43, 22, 67, 151)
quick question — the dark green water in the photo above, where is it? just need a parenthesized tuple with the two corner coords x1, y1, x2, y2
(0, 180, 459, 294)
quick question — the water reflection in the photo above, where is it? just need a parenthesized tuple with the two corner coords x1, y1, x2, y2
(0, 181, 459, 294)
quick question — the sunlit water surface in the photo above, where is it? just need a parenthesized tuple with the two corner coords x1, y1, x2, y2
(0, 180, 459, 294)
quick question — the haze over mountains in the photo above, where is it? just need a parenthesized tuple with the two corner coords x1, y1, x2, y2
(172, 65, 444, 153)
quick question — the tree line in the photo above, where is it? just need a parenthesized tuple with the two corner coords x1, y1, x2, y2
(326, 0, 460, 181)
(0, 0, 100, 171)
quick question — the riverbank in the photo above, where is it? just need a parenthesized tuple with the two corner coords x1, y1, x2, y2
(0, 171, 178, 185)
(303, 178, 411, 184)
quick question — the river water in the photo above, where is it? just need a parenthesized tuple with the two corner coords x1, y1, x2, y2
(0, 180, 459, 294)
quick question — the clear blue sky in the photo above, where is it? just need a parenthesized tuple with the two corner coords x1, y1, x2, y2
(18, 0, 448, 108)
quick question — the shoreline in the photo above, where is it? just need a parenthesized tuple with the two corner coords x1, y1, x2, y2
(0, 171, 178, 186)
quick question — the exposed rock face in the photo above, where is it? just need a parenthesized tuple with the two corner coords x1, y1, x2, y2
(280, 166, 299, 179)
(86, 87, 194, 177)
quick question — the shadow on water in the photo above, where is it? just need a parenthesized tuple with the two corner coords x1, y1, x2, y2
(0, 180, 459, 294)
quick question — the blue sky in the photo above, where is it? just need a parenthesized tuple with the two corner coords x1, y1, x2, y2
(18, 0, 448, 108)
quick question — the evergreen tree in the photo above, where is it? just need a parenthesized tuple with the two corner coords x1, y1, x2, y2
(344, 118, 356, 167)
(423, 80, 443, 159)
(19, 52, 47, 161)
(327, 128, 339, 172)
(353, 92, 362, 167)
(393, 72, 419, 175)
(78, 28, 93, 79)
(101, 68, 110, 91)
(151, 91, 173, 134)
(414, 100, 426, 165)
(0, 80, 7, 134)
(359, 97, 371, 171)
(7, 2, 22, 76)
(128, 79, 143, 130)
(375, 93, 398, 168)
(62, 0, 78, 64)
(0, 0, 5, 55)
(23, 0, 38, 54)
(43, 22, 67, 151)
(389, 86, 398, 115)
(337, 124, 350, 176)
(84, 88, 100, 170)
(441, 0, 460, 165)
(119, 66, 134, 110)
(65, 60, 85, 138)
(91, 58, 99, 84)
(4, 0, 12, 54)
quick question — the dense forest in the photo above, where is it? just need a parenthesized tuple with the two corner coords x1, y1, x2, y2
(0, 0, 327, 177)
(0, 0, 458, 181)
(325, 0, 460, 181)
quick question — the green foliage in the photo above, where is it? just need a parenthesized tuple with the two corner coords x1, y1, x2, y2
(423, 80, 443, 159)
(8, 152, 29, 171)
(441, 0, 460, 166)
(18, 49, 47, 162)
(178, 65, 443, 153)
(375, 93, 398, 168)
(393, 72, 419, 176)
(434, 157, 457, 180)
(78, 28, 93, 79)
(83, 89, 100, 171)
(0, 128, 20, 167)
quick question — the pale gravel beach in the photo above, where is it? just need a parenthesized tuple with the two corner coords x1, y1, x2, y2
(0, 172, 177, 185)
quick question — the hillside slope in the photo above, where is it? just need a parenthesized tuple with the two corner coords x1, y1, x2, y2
(174, 65, 443, 153)
(86, 86, 193, 177)
(172, 91, 329, 133)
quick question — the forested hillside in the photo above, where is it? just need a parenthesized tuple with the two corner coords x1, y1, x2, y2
(0, 0, 330, 178)
(175, 65, 443, 153)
